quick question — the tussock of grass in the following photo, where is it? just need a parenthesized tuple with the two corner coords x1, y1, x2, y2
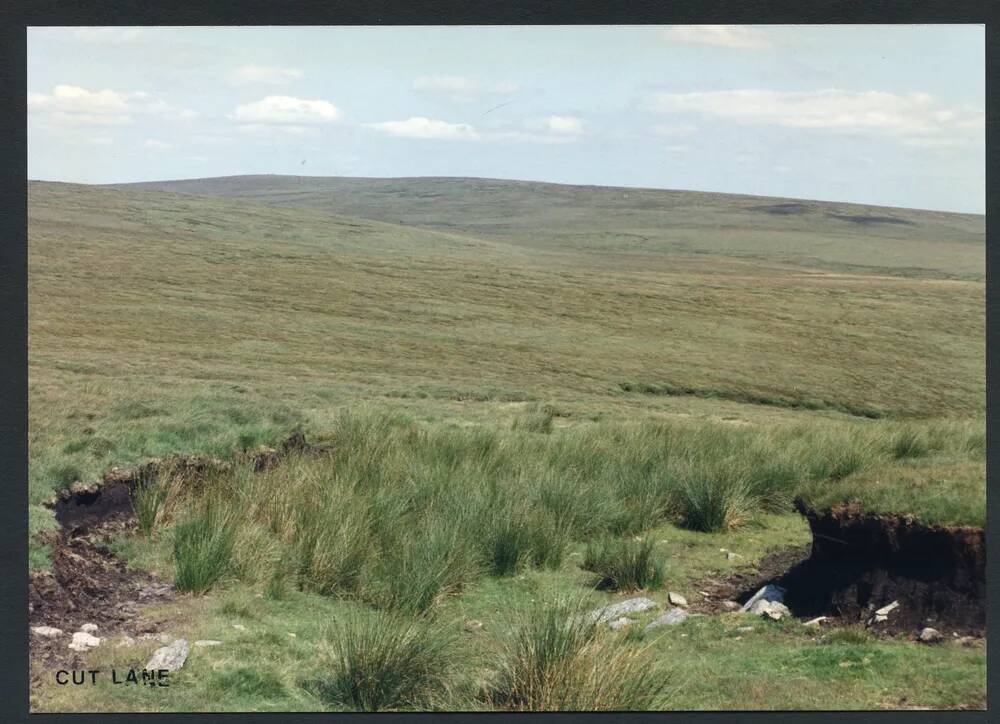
(581, 538, 663, 591)
(308, 612, 457, 711)
(173, 506, 235, 594)
(485, 600, 669, 711)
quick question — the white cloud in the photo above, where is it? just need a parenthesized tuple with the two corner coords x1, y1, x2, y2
(28, 84, 198, 126)
(232, 96, 341, 124)
(144, 139, 173, 150)
(660, 25, 771, 49)
(645, 89, 984, 145)
(229, 65, 304, 85)
(413, 75, 519, 103)
(540, 115, 586, 135)
(664, 145, 689, 153)
(650, 122, 697, 137)
(236, 123, 319, 137)
(365, 117, 480, 140)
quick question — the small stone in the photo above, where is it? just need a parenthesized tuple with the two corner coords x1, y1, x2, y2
(875, 600, 900, 617)
(80, 623, 98, 634)
(194, 640, 222, 647)
(740, 584, 785, 613)
(31, 626, 63, 639)
(589, 597, 658, 624)
(721, 601, 741, 612)
(287, 632, 297, 638)
(232, 624, 247, 632)
(736, 626, 754, 633)
(68, 631, 101, 652)
(918, 627, 943, 644)
(609, 616, 634, 631)
(726, 552, 741, 561)
(643, 608, 689, 632)
(668, 592, 688, 607)
(145, 639, 189, 672)
(698, 591, 711, 598)
(463, 620, 484, 633)
(804, 616, 828, 627)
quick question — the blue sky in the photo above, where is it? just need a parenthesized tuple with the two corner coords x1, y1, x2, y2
(28, 25, 985, 213)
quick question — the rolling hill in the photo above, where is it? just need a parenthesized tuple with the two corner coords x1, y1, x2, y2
(114, 175, 985, 280)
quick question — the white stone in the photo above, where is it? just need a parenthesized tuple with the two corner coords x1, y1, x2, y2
(875, 600, 899, 617)
(918, 627, 943, 644)
(589, 597, 658, 624)
(194, 640, 222, 647)
(31, 626, 63, 639)
(68, 631, 101, 652)
(667, 592, 688, 607)
(740, 584, 785, 613)
(80, 623, 98, 634)
(609, 617, 634, 631)
(804, 616, 828, 627)
(643, 608, 689, 632)
(145, 639, 189, 672)
(231, 624, 248, 632)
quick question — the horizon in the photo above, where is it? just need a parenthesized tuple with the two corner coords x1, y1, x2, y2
(28, 25, 985, 213)
(27, 172, 984, 217)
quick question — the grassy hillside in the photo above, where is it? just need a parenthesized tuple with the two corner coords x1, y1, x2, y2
(29, 180, 984, 504)
(116, 175, 985, 280)
(28, 177, 985, 711)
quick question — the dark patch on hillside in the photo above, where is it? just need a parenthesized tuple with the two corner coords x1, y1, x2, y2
(749, 202, 812, 215)
(617, 381, 884, 419)
(825, 213, 916, 226)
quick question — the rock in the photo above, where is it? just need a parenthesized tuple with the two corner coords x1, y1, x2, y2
(609, 617, 634, 631)
(868, 600, 900, 626)
(667, 592, 688, 607)
(287, 632, 297, 638)
(740, 584, 785, 613)
(116, 636, 136, 648)
(736, 626, 754, 633)
(643, 608, 689, 632)
(726, 551, 741, 561)
(747, 599, 790, 620)
(80, 623, 98, 634)
(68, 632, 101, 652)
(875, 600, 900, 617)
(464, 620, 484, 633)
(589, 597, 658, 624)
(145, 639, 189, 672)
(31, 626, 63, 639)
(721, 600, 741, 612)
(918, 627, 943, 644)
(804, 616, 828, 627)
(194, 640, 222, 647)
(231, 624, 247, 632)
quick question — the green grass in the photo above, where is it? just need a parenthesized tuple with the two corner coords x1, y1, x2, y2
(26, 178, 984, 712)
(581, 537, 664, 591)
(484, 599, 670, 711)
(173, 506, 236, 594)
(306, 612, 459, 711)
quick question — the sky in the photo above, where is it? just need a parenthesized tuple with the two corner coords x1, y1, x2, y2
(27, 25, 985, 213)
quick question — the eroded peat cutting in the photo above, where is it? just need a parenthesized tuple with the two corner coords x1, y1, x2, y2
(29, 432, 326, 670)
(780, 500, 985, 636)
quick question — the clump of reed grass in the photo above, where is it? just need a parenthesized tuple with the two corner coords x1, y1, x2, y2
(581, 537, 663, 591)
(485, 600, 669, 711)
(308, 612, 457, 711)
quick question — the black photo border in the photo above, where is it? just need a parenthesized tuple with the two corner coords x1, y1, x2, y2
(0, 2, 995, 722)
